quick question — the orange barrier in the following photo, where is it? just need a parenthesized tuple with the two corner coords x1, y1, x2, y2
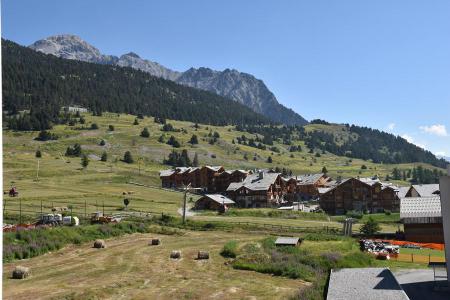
(382, 239, 445, 251)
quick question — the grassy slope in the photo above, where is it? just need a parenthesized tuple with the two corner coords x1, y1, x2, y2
(4, 112, 438, 224)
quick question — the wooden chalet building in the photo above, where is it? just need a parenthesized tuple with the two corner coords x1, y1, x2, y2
(226, 172, 284, 208)
(400, 196, 443, 243)
(194, 194, 235, 211)
(319, 177, 400, 215)
(405, 184, 440, 198)
(159, 166, 248, 192)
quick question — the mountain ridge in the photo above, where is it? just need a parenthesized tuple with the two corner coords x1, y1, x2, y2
(29, 34, 308, 125)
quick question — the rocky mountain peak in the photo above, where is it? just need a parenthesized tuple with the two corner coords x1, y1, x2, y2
(28, 34, 308, 125)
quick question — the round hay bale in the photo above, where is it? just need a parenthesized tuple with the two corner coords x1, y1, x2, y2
(12, 266, 30, 279)
(170, 250, 181, 259)
(94, 239, 106, 249)
(149, 238, 160, 246)
(197, 251, 209, 260)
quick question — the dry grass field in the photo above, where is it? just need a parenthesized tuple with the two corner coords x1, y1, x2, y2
(3, 230, 305, 300)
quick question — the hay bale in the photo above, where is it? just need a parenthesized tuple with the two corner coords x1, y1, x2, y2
(197, 251, 209, 260)
(149, 238, 160, 246)
(12, 266, 30, 279)
(170, 250, 181, 259)
(94, 239, 106, 249)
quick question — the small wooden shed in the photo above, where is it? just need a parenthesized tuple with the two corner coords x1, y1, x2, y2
(275, 237, 302, 247)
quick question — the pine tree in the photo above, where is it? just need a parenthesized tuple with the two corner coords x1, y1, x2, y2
(189, 134, 199, 144)
(35, 149, 42, 158)
(101, 151, 108, 162)
(193, 152, 199, 167)
(267, 156, 273, 163)
(123, 151, 134, 163)
(133, 118, 139, 125)
(140, 127, 150, 138)
(81, 154, 89, 169)
(321, 166, 328, 174)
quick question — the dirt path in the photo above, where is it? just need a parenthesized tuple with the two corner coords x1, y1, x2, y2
(3, 231, 305, 300)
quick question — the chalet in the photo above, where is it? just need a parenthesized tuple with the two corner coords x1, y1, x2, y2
(226, 172, 283, 208)
(400, 196, 444, 243)
(319, 177, 400, 215)
(295, 173, 330, 200)
(215, 170, 249, 192)
(405, 184, 440, 197)
(194, 194, 235, 211)
(61, 106, 88, 113)
(159, 166, 248, 192)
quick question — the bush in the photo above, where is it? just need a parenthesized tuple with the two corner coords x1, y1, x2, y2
(108, 125, 115, 131)
(35, 130, 58, 141)
(346, 210, 363, 219)
(90, 123, 99, 130)
(359, 217, 381, 236)
(35, 150, 42, 158)
(220, 240, 238, 258)
(384, 210, 391, 215)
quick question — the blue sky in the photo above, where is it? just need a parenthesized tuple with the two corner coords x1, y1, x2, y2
(2, 0, 450, 156)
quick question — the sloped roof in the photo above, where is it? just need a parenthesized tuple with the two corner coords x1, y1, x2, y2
(201, 194, 235, 204)
(205, 166, 223, 172)
(327, 268, 408, 300)
(412, 184, 440, 197)
(226, 172, 280, 192)
(275, 237, 300, 245)
(295, 173, 324, 185)
(159, 169, 175, 177)
(400, 196, 441, 219)
(396, 186, 410, 199)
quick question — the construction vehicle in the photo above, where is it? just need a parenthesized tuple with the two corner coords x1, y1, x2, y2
(90, 211, 121, 224)
(63, 216, 80, 226)
(36, 214, 63, 226)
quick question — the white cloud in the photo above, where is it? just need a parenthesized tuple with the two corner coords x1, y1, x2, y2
(401, 134, 426, 149)
(435, 151, 446, 156)
(419, 124, 448, 137)
(386, 123, 396, 131)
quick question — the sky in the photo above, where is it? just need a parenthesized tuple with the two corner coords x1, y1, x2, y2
(2, 0, 450, 156)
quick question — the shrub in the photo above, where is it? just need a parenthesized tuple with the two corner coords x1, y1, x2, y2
(35, 130, 58, 141)
(101, 151, 107, 162)
(346, 210, 363, 219)
(108, 125, 115, 131)
(99, 139, 106, 146)
(384, 210, 391, 215)
(359, 217, 381, 235)
(90, 123, 99, 130)
(220, 240, 238, 258)
(35, 150, 42, 158)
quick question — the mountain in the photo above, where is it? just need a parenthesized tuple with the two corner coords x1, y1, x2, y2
(29, 34, 307, 125)
(437, 155, 450, 163)
(3, 39, 269, 130)
(177, 68, 307, 126)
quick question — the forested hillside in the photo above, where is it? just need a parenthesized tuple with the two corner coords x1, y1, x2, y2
(2, 39, 270, 130)
(236, 121, 447, 169)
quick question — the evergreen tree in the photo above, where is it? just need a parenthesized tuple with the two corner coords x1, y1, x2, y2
(101, 151, 108, 162)
(158, 135, 165, 143)
(90, 123, 99, 130)
(267, 156, 273, 163)
(133, 118, 139, 125)
(192, 152, 199, 167)
(189, 134, 199, 144)
(99, 139, 106, 146)
(108, 125, 115, 131)
(35, 149, 42, 158)
(123, 151, 134, 163)
(81, 154, 89, 169)
(140, 127, 150, 138)
(321, 166, 328, 174)
(360, 217, 381, 235)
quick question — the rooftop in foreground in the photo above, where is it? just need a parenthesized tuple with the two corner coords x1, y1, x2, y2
(327, 268, 409, 300)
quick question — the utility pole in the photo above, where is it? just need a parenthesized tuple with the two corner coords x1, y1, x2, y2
(36, 159, 40, 181)
(19, 197, 22, 224)
(182, 183, 191, 224)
